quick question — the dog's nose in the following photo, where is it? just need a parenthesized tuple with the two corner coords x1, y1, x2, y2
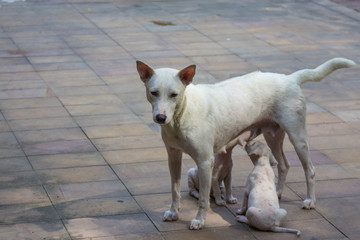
(155, 114, 167, 124)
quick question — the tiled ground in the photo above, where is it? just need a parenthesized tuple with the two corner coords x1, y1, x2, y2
(0, 0, 359, 239)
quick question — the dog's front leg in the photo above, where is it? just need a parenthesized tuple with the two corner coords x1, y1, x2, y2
(163, 146, 182, 221)
(190, 155, 213, 230)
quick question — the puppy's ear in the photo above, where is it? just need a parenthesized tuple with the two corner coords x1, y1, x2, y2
(136, 60, 154, 83)
(178, 65, 196, 86)
(269, 151, 278, 167)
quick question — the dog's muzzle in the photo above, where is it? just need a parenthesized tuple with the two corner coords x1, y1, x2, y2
(155, 114, 167, 124)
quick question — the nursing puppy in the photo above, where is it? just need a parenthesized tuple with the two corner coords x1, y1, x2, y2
(237, 141, 301, 236)
(187, 136, 243, 206)
(136, 58, 355, 229)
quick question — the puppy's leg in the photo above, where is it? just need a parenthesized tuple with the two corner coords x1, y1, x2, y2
(212, 154, 226, 206)
(237, 187, 249, 215)
(190, 155, 213, 230)
(163, 147, 183, 221)
(263, 129, 289, 199)
(188, 167, 200, 199)
(285, 121, 316, 209)
(224, 169, 237, 204)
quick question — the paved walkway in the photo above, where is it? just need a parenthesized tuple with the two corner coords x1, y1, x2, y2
(0, 0, 359, 239)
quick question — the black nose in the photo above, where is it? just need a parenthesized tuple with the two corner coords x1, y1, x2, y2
(156, 114, 167, 124)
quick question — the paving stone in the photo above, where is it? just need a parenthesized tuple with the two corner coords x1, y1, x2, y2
(161, 225, 256, 240)
(0, 157, 32, 172)
(22, 139, 96, 156)
(37, 166, 118, 184)
(15, 128, 87, 145)
(28, 152, 106, 170)
(8, 117, 78, 131)
(64, 214, 158, 239)
(92, 135, 164, 151)
(45, 180, 131, 203)
(135, 192, 238, 231)
(83, 124, 154, 139)
(288, 178, 360, 200)
(0, 202, 59, 224)
(3, 106, 70, 120)
(101, 147, 168, 164)
(0, 221, 70, 240)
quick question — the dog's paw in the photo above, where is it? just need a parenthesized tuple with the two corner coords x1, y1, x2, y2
(189, 218, 204, 230)
(226, 196, 238, 204)
(236, 215, 248, 224)
(215, 198, 227, 206)
(163, 209, 179, 221)
(302, 198, 315, 209)
(236, 208, 245, 215)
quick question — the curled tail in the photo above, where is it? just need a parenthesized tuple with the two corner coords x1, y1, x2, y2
(271, 226, 301, 237)
(292, 57, 355, 85)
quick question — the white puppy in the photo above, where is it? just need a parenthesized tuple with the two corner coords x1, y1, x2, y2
(237, 141, 301, 236)
(136, 58, 355, 229)
(187, 136, 243, 206)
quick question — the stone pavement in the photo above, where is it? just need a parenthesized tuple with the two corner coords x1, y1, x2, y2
(0, 0, 359, 239)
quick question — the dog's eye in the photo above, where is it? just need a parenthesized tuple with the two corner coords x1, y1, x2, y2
(170, 93, 178, 98)
(150, 91, 158, 97)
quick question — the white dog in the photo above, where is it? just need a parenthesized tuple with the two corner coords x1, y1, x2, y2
(187, 135, 243, 206)
(136, 57, 355, 229)
(237, 141, 301, 236)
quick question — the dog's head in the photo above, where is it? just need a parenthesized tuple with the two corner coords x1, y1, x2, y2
(136, 60, 196, 125)
(245, 141, 278, 166)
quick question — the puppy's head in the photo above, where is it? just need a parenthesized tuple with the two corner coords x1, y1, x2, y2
(245, 141, 278, 166)
(136, 60, 196, 125)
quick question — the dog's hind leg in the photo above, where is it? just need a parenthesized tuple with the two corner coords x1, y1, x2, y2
(163, 146, 183, 221)
(263, 129, 289, 199)
(284, 116, 316, 209)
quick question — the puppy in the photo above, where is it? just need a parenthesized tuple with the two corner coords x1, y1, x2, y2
(136, 58, 355, 229)
(237, 141, 301, 236)
(187, 136, 243, 206)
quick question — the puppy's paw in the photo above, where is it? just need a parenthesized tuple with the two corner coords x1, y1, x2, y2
(226, 196, 238, 204)
(236, 208, 245, 215)
(189, 218, 204, 230)
(163, 209, 179, 221)
(215, 198, 227, 206)
(302, 198, 315, 209)
(236, 215, 248, 224)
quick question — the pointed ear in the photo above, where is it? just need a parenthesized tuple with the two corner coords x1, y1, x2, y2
(136, 60, 154, 83)
(178, 65, 196, 86)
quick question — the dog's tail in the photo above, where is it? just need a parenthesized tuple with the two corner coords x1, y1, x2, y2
(271, 226, 301, 237)
(292, 57, 355, 85)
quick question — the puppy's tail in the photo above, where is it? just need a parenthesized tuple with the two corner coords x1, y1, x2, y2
(271, 226, 301, 237)
(292, 57, 355, 85)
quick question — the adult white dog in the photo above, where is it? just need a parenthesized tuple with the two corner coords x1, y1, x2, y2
(237, 141, 301, 236)
(136, 58, 355, 229)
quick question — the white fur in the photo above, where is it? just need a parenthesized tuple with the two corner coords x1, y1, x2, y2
(136, 58, 355, 230)
(187, 135, 245, 206)
(237, 141, 301, 236)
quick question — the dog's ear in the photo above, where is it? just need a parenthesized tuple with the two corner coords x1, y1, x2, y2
(178, 65, 196, 86)
(136, 60, 154, 83)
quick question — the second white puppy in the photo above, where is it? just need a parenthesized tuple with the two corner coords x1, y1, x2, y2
(237, 141, 301, 236)
(187, 136, 243, 206)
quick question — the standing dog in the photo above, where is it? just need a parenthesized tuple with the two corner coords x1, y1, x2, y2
(237, 141, 301, 236)
(136, 58, 355, 229)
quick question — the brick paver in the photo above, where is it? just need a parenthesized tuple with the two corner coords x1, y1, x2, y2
(0, 0, 359, 239)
